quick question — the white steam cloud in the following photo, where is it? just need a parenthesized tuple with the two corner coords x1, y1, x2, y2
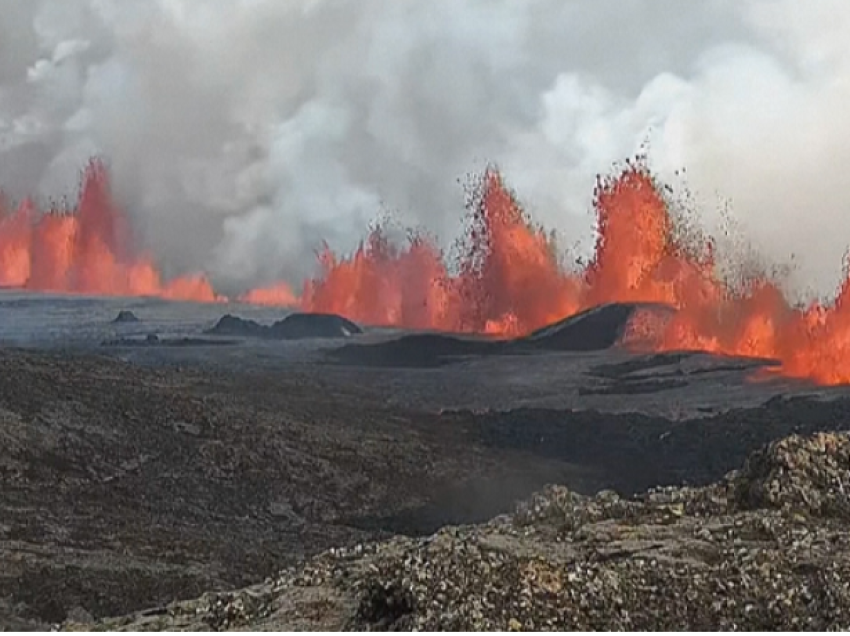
(1, 0, 849, 297)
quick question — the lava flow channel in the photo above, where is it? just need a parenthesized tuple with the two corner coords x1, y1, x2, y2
(3, 159, 850, 385)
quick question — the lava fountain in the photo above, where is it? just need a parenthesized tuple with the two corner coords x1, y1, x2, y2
(4, 158, 850, 385)
(293, 161, 850, 384)
(0, 161, 220, 302)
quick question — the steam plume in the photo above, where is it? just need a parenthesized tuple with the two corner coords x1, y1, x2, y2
(2, 0, 849, 298)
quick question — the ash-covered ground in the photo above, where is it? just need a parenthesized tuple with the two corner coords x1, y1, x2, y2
(1, 291, 850, 629)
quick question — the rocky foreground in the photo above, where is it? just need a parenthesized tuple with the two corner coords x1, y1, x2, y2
(69, 432, 850, 631)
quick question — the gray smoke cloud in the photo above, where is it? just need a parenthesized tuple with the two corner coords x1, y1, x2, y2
(1, 0, 848, 298)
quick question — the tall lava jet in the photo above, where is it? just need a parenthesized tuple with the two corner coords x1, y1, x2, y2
(3, 158, 850, 385)
(0, 161, 219, 302)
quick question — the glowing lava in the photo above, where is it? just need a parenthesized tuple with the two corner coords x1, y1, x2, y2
(238, 283, 298, 307)
(0, 161, 220, 302)
(299, 171, 583, 335)
(5, 158, 850, 385)
(295, 162, 850, 385)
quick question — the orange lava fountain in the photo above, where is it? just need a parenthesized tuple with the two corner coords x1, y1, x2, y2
(4, 158, 850, 385)
(0, 161, 221, 302)
(294, 162, 850, 384)
(297, 170, 583, 335)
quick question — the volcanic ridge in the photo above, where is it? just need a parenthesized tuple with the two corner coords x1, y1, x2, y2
(330, 303, 675, 367)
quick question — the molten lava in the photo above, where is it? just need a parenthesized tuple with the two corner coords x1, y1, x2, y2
(295, 162, 850, 385)
(0, 162, 220, 302)
(4, 158, 850, 385)
(300, 171, 583, 335)
(238, 283, 298, 307)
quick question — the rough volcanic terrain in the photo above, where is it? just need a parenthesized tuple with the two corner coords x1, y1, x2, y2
(68, 431, 850, 631)
(2, 295, 850, 629)
(0, 346, 589, 629)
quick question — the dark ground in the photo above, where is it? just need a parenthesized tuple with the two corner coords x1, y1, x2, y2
(1, 295, 850, 629)
(74, 431, 850, 631)
(0, 347, 588, 629)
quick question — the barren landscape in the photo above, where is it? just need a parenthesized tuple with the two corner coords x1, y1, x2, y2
(0, 293, 849, 630)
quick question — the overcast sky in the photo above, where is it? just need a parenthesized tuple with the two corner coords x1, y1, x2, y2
(1, 0, 849, 297)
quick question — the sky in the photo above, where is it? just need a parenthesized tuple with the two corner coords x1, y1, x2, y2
(1, 0, 849, 297)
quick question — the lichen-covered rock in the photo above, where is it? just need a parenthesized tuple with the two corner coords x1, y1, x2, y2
(731, 432, 850, 518)
(69, 432, 850, 631)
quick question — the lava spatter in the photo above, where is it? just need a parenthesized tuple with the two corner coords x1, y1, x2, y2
(0, 161, 220, 302)
(5, 158, 850, 386)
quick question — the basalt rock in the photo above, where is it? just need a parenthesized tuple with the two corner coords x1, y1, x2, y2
(206, 314, 267, 338)
(112, 310, 140, 324)
(518, 302, 675, 352)
(331, 333, 498, 368)
(330, 302, 675, 368)
(731, 431, 850, 518)
(268, 313, 363, 340)
(207, 313, 362, 340)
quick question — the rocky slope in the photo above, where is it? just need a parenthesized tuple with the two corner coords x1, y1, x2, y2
(0, 348, 591, 629)
(70, 432, 850, 631)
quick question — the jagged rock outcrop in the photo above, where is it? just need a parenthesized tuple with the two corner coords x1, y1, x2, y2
(70, 432, 850, 631)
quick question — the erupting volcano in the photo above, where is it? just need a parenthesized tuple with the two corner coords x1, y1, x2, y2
(3, 159, 850, 385)
(0, 162, 221, 303)
(294, 165, 850, 386)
